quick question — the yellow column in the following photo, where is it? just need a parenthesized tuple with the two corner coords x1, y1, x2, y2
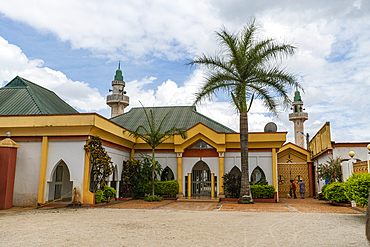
(272, 148, 278, 199)
(37, 136, 49, 204)
(82, 140, 94, 204)
(218, 152, 225, 195)
(130, 147, 135, 161)
(188, 173, 191, 198)
(177, 152, 183, 194)
(211, 173, 215, 198)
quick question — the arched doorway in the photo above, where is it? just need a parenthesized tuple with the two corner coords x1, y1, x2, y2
(48, 161, 73, 202)
(250, 166, 266, 184)
(161, 166, 175, 181)
(191, 161, 211, 196)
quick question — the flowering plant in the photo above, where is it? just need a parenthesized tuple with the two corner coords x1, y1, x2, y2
(317, 156, 343, 183)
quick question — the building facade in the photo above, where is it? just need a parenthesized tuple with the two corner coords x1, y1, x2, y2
(0, 72, 287, 207)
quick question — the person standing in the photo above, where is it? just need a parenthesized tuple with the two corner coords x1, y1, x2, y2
(299, 179, 305, 199)
(290, 180, 297, 199)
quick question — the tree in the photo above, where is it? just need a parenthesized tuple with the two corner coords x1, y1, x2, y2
(190, 19, 300, 204)
(317, 156, 343, 183)
(84, 136, 114, 192)
(125, 102, 187, 197)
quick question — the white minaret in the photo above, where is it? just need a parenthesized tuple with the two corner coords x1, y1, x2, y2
(289, 90, 308, 148)
(106, 63, 129, 118)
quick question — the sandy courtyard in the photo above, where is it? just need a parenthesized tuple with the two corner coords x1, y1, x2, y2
(0, 206, 368, 247)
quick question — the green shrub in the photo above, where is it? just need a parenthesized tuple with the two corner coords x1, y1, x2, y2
(144, 194, 163, 202)
(223, 172, 241, 198)
(145, 180, 179, 196)
(321, 184, 328, 196)
(95, 186, 117, 204)
(120, 154, 162, 198)
(250, 184, 275, 198)
(344, 173, 370, 207)
(324, 182, 349, 203)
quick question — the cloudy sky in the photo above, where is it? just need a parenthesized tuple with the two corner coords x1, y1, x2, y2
(0, 0, 369, 144)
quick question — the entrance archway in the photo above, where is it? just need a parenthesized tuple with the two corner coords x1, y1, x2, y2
(191, 161, 211, 196)
(48, 160, 73, 202)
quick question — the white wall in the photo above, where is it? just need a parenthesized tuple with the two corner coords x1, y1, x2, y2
(105, 146, 130, 182)
(13, 141, 42, 206)
(45, 140, 86, 203)
(334, 146, 369, 161)
(224, 152, 273, 185)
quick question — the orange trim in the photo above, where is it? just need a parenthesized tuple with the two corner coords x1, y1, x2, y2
(102, 140, 131, 152)
(134, 149, 174, 153)
(226, 148, 271, 152)
(183, 148, 218, 157)
(4, 136, 42, 142)
(332, 142, 369, 147)
(49, 136, 88, 141)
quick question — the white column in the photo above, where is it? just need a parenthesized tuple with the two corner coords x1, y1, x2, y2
(116, 181, 119, 198)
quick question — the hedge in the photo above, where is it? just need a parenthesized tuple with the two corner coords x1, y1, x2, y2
(324, 182, 349, 203)
(344, 173, 370, 207)
(250, 184, 275, 198)
(145, 180, 179, 196)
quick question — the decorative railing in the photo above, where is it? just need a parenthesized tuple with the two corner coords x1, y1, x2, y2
(353, 161, 368, 174)
(106, 94, 129, 104)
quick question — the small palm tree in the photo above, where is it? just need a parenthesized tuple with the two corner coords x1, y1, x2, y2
(126, 102, 187, 197)
(190, 19, 301, 204)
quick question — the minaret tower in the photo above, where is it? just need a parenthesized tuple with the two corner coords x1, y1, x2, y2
(106, 63, 129, 118)
(289, 90, 308, 148)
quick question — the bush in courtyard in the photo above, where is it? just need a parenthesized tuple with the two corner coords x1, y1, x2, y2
(223, 172, 241, 198)
(321, 184, 328, 196)
(145, 180, 179, 196)
(95, 186, 117, 204)
(344, 173, 370, 207)
(250, 184, 275, 198)
(144, 194, 163, 202)
(324, 182, 349, 203)
(120, 153, 162, 198)
(317, 156, 343, 183)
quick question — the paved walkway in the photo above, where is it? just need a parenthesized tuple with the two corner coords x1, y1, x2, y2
(105, 197, 365, 214)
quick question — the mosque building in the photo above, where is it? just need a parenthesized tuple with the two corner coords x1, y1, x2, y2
(1, 66, 316, 208)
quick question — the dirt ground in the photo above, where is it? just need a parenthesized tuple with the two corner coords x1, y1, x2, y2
(0, 198, 368, 246)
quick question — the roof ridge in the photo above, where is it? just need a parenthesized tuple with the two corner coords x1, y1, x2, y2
(191, 108, 236, 133)
(25, 84, 45, 114)
(19, 77, 56, 94)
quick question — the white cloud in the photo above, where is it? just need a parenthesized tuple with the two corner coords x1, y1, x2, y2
(0, 36, 106, 111)
(1, 0, 370, 142)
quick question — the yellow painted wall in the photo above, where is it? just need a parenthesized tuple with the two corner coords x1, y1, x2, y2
(309, 122, 332, 159)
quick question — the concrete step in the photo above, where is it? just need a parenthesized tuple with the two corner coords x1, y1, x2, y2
(177, 197, 220, 203)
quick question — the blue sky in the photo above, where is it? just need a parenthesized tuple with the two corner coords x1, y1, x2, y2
(0, 0, 369, 145)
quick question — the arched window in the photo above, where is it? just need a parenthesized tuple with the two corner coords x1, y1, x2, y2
(250, 166, 266, 184)
(161, 166, 175, 181)
(188, 140, 215, 149)
(48, 160, 73, 202)
(229, 166, 241, 177)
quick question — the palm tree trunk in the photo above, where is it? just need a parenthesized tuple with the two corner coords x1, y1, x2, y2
(152, 148, 155, 197)
(238, 111, 254, 204)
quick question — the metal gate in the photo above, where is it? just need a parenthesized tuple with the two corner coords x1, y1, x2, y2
(192, 169, 211, 196)
(278, 164, 309, 198)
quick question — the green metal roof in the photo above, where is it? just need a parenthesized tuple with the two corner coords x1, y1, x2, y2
(0, 76, 78, 115)
(110, 106, 236, 133)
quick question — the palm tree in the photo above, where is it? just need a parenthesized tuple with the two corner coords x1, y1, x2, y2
(126, 102, 187, 197)
(190, 20, 301, 204)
